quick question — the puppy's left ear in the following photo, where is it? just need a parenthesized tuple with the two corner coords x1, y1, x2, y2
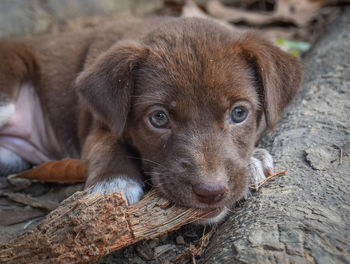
(75, 41, 149, 135)
(236, 33, 304, 129)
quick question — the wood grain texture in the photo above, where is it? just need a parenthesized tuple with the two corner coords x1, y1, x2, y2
(0, 189, 208, 264)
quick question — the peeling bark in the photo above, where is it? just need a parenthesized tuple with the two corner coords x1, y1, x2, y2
(0, 190, 208, 264)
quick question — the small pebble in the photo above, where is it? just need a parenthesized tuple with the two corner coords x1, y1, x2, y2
(176, 235, 185, 245)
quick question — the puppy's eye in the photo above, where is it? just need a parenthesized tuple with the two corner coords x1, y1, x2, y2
(149, 111, 169, 128)
(231, 107, 248, 124)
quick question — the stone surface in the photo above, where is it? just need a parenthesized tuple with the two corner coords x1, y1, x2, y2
(176, 235, 186, 245)
(202, 7, 350, 264)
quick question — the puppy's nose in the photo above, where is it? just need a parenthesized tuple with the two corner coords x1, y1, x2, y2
(192, 180, 227, 204)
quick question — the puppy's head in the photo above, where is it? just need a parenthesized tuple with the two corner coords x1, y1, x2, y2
(76, 18, 303, 223)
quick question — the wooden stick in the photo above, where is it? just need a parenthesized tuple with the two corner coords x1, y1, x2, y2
(0, 189, 208, 264)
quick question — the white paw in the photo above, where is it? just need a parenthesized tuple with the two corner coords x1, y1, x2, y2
(245, 148, 273, 198)
(248, 148, 273, 185)
(88, 175, 144, 205)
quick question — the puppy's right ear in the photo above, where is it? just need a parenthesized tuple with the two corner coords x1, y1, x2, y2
(235, 33, 304, 129)
(76, 41, 149, 135)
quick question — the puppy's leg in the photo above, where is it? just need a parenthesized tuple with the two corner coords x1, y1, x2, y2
(245, 148, 274, 197)
(249, 148, 274, 184)
(83, 128, 144, 205)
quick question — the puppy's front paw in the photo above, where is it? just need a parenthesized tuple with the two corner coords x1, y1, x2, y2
(88, 175, 144, 205)
(245, 148, 274, 197)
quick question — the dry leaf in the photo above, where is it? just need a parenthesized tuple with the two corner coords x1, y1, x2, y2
(10, 159, 86, 183)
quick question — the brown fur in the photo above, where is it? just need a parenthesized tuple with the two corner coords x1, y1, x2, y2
(0, 17, 303, 210)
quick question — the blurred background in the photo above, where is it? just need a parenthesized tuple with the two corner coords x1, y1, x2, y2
(0, 0, 347, 56)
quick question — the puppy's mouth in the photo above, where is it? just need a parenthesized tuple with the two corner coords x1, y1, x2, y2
(201, 207, 225, 219)
(153, 177, 230, 223)
(196, 206, 228, 224)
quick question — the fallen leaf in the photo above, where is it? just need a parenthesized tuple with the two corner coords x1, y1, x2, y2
(276, 38, 311, 51)
(9, 159, 86, 183)
(275, 38, 311, 57)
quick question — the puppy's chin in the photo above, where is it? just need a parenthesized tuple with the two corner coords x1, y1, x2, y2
(196, 207, 229, 225)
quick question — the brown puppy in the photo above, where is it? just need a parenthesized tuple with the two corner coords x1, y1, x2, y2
(0, 17, 303, 223)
